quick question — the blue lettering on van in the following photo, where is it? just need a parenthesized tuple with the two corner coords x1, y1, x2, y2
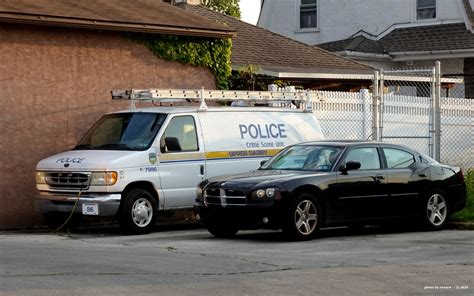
(56, 158, 85, 164)
(239, 124, 287, 139)
(145, 166, 158, 173)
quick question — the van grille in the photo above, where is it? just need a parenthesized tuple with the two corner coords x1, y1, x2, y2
(204, 188, 247, 206)
(46, 172, 90, 190)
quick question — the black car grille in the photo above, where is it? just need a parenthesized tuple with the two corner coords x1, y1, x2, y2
(46, 172, 90, 190)
(204, 188, 247, 206)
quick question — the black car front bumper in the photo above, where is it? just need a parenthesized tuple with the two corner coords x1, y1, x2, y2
(195, 201, 286, 230)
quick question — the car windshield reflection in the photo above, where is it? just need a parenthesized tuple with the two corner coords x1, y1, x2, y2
(261, 145, 344, 172)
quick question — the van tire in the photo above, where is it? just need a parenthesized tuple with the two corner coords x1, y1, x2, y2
(119, 189, 157, 235)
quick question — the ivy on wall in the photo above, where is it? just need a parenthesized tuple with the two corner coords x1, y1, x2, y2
(129, 33, 232, 90)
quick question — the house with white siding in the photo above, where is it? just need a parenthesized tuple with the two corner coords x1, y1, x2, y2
(258, 0, 474, 97)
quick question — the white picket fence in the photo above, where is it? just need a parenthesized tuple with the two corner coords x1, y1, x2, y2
(312, 90, 473, 170)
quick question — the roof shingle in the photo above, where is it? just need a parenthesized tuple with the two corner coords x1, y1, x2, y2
(318, 23, 474, 54)
(185, 4, 372, 74)
(0, 0, 234, 38)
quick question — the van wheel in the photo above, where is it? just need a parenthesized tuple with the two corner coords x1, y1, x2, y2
(119, 189, 157, 235)
(282, 193, 321, 241)
(422, 190, 448, 230)
(205, 222, 238, 238)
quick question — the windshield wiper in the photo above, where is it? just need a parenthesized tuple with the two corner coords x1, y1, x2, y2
(73, 144, 96, 150)
(97, 143, 139, 151)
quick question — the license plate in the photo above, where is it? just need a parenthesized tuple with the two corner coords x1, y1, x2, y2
(82, 203, 99, 216)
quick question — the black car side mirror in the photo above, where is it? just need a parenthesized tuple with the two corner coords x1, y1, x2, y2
(340, 161, 361, 175)
(260, 160, 268, 167)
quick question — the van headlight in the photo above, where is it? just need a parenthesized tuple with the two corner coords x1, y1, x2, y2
(90, 172, 118, 186)
(36, 171, 47, 184)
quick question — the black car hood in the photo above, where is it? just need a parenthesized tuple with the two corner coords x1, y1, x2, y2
(206, 170, 329, 192)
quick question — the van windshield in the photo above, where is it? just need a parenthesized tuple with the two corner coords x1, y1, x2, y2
(74, 113, 167, 151)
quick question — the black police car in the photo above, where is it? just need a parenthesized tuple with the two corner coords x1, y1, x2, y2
(195, 141, 466, 240)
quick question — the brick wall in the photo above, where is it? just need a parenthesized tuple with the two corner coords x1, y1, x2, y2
(0, 24, 216, 228)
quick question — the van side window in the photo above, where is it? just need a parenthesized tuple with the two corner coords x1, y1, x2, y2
(383, 148, 415, 169)
(344, 147, 380, 170)
(161, 116, 198, 153)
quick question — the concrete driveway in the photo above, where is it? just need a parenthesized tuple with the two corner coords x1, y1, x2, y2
(0, 226, 473, 295)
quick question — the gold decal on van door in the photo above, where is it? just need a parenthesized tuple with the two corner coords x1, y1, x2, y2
(206, 149, 281, 160)
(160, 152, 205, 163)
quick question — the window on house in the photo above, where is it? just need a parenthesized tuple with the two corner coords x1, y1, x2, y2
(300, 0, 317, 29)
(417, 0, 436, 20)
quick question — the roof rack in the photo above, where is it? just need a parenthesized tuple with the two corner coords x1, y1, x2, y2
(111, 88, 318, 112)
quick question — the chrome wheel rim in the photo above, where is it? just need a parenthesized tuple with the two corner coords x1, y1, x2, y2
(426, 193, 447, 226)
(294, 200, 318, 235)
(131, 198, 153, 227)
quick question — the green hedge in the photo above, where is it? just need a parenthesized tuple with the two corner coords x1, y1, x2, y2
(451, 170, 474, 221)
(130, 34, 232, 90)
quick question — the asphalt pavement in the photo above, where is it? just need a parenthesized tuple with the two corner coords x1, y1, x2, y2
(0, 226, 473, 295)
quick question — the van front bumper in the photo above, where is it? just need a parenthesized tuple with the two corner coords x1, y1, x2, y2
(35, 192, 121, 216)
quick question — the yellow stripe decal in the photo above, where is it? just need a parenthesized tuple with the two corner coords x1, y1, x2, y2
(205, 149, 281, 160)
(159, 149, 282, 163)
(160, 152, 205, 162)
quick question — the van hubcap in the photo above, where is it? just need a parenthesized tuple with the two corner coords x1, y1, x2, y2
(131, 198, 153, 227)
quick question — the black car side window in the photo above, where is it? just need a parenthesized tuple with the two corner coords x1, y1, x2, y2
(345, 148, 380, 170)
(383, 148, 415, 169)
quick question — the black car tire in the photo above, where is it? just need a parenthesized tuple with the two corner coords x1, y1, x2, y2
(205, 222, 239, 238)
(119, 189, 157, 235)
(422, 189, 449, 231)
(282, 193, 322, 241)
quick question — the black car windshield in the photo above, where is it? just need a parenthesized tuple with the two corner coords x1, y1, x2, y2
(261, 145, 344, 171)
(74, 113, 167, 151)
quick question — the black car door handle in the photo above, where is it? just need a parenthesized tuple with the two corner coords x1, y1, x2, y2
(418, 173, 428, 177)
(374, 175, 385, 180)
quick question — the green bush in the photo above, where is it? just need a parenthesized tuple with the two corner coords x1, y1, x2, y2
(451, 170, 474, 221)
(129, 33, 232, 90)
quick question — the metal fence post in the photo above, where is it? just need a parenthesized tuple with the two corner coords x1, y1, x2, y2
(379, 71, 384, 141)
(429, 66, 435, 158)
(434, 61, 441, 161)
(372, 71, 380, 141)
(360, 89, 371, 140)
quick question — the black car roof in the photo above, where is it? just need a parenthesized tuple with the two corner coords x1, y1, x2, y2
(298, 140, 414, 150)
(299, 140, 373, 146)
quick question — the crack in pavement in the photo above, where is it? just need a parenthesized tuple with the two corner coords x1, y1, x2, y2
(0, 267, 297, 278)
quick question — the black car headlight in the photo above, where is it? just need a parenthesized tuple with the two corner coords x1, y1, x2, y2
(253, 188, 281, 200)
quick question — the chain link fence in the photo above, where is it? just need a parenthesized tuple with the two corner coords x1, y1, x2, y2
(311, 63, 473, 170)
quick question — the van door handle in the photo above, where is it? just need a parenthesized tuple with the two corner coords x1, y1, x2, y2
(418, 173, 427, 177)
(374, 175, 385, 180)
(199, 165, 204, 176)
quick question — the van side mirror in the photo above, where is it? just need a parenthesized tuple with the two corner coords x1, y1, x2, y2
(163, 137, 182, 153)
(339, 161, 361, 175)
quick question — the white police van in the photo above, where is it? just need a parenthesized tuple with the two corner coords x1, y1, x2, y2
(35, 88, 324, 233)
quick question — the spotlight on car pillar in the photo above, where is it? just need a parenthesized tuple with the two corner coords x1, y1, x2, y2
(263, 217, 269, 224)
